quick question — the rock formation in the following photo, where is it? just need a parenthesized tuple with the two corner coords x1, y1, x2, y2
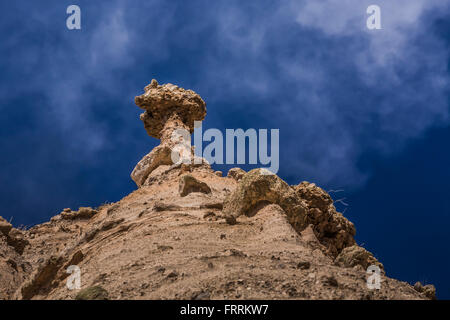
(227, 167, 246, 181)
(293, 182, 356, 257)
(179, 174, 212, 197)
(223, 169, 309, 229)
(0, 80, 437, 300)
(131, 79, 207, 187)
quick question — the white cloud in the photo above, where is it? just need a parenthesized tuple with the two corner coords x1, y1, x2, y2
(197, 0, 450, 187)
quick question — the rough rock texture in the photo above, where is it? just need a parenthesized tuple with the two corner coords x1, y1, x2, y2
(294, 182, 356, 257)
(227, 167, 246, 181)
(131, 115, 189, 187)
(0, 217, 12, 235)
(223, 169, 308, 229)
(179, 174, 212, 197)
(413, 282, 436, 300)
(60, 207, 98, 220)
(135, 79, 206, 138)
(0, 170, 432, 300)
(75, 286, 109, 300)
(0, 81, 436, 300)
(0, 217, 30, 256)
(19, 255, 64, 300)
(6, 229, 29, 255)
(131, 80, 208, 187)
(223, 171, 355, 258)
(335, 245, 383, 271)
(0, 221, 32, 299)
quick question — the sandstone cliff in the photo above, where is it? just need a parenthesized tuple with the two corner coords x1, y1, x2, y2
(0, 81, 435, 300)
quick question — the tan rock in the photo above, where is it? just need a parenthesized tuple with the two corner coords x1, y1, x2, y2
(335, 245, 384, 271)
(294, 181, 333, 212)
(300, 224, 322, 246)
(61, 207, 97, 220)
(0, 81, 432, 301)
(19, 256, 63, 300)
(227, 167, 246, 181)
(135, 79, 206, 138)
(76, 207, 97, 219)
(414, 282, 436, 300)
(0, 216, 12, 235)
(422, 285, 436, 300)
(294, 182, 356, 257)
(6, 228, 29, 255)
(75, 286, 109, 300)
(131, 80, 209, 187)
(223, 169, 308, 231)
(179, 174, 212, 197)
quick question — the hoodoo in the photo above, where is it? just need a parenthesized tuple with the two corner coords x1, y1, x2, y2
(0, 81, 436, 300)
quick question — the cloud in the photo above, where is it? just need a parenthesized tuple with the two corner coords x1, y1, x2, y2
(192, 0, 450, 187)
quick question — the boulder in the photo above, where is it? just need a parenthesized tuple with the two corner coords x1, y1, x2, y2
(223, 169, 308, 231)
(61, 207, 97, 220)
(6, 228, 29, 255)
(227, 168, 246, 181)
(294, 182, 356, 257)
(0, 216, 12, 236)
(335, 245, 384, 271)
(413, 282, 436, 300)
(131, 144, 175, 187)
(135, 79, 206, 139)
(75, 286, 109, 300)
(179, 174, 212, 197)
(294, 181, 333, 212)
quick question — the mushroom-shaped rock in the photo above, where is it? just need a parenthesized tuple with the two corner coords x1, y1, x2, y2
(179, 174, 211, 197)
(135, 79, 206, 139)
(223, 168, 308, 231)
(131, 80, 208, 187)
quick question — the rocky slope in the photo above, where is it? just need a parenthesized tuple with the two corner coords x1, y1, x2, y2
(0, 81, 436, 300)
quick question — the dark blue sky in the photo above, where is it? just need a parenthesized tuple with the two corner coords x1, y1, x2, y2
(1, 1, 449, 298)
